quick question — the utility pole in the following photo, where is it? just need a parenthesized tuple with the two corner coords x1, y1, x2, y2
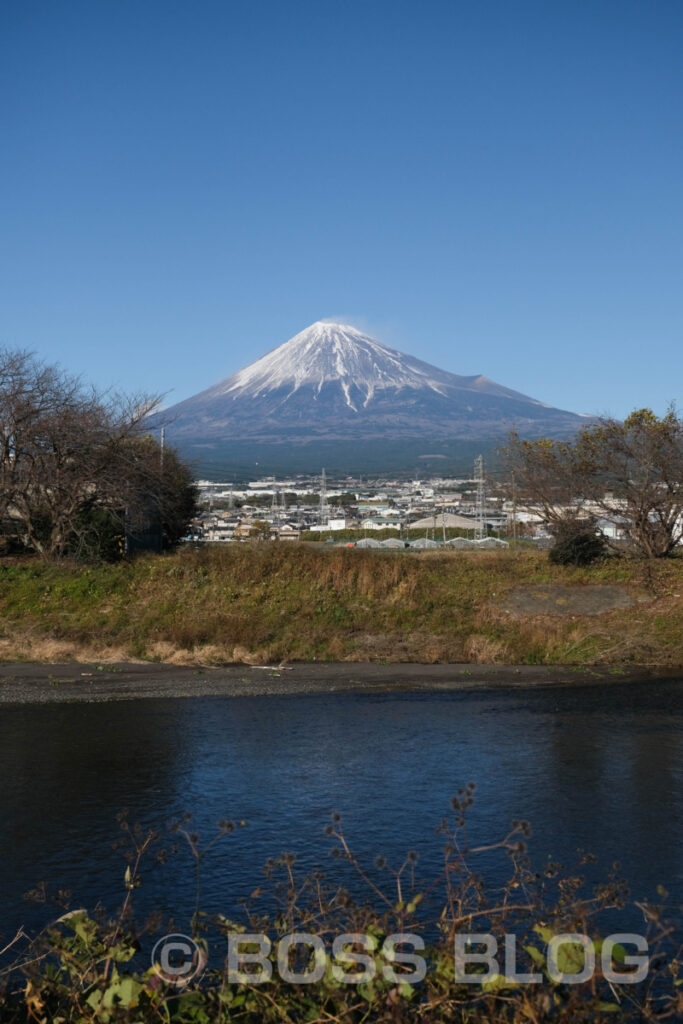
(160, 427, 165, 471)
(511, 471, 518, 548)
(474, 455, 485, 540)
(319, 468, 329, 527)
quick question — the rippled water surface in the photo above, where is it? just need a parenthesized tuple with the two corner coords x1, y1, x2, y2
(1, 680, 682, 940)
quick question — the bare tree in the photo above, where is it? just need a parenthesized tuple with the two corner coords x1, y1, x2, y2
(505, 408, 683, 558)
(502, 434, 582, 528)
(0, 348, 196, 559)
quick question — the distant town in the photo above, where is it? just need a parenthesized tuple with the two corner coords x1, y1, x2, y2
(190, 466, 537, 548)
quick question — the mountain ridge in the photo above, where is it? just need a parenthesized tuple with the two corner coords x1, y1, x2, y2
(156, 321, 589, 475)
(187, 321, 550, 410)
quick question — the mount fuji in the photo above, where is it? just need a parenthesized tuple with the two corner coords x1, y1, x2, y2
(158, 321, 588, 476)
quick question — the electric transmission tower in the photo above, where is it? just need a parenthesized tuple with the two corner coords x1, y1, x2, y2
(474, 455, 486, 539)
(319, 468, 329, 526)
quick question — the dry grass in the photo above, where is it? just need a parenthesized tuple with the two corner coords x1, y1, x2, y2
(0, 544, 681, 666)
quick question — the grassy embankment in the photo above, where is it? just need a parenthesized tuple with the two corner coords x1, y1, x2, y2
(0, 544, 679, 663)
(0, 545, 681, 665)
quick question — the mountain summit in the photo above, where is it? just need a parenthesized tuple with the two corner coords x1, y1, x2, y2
(209, 321, 543, 411)
(158, 321, 588, 475)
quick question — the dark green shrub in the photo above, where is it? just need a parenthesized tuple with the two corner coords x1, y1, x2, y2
(549, 517, 607, 566)
(69, 506, 126, 562)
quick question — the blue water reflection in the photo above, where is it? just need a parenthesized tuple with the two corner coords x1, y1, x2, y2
(1, 680, 681, 941)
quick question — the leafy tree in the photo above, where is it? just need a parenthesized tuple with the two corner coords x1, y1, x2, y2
(328, 491, 357, 506)
(118, 435, 198, 550)
(249, 519, 272, 541)
(506, 408, 683, 558)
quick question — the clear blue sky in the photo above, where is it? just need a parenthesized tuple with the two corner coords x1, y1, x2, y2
(1, 0, 681, 418)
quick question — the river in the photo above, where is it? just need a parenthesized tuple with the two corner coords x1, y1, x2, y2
(1, 679, 681, 944)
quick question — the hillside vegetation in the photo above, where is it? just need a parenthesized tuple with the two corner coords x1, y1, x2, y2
(0, 546, 681, 666)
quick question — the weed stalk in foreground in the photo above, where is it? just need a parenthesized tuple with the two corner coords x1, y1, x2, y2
(0, 789, 681, 1022)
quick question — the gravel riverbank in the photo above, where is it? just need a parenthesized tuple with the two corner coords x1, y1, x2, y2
(0, 661, 678, 704)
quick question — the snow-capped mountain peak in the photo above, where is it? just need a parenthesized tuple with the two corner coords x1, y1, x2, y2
(216, 320, 471, 410)
(154, 320, 589, 477)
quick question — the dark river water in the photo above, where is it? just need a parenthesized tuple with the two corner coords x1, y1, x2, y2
(1, 680, 682, 945)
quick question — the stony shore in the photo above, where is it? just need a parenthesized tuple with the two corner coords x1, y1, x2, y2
(0, 661, 678, 704)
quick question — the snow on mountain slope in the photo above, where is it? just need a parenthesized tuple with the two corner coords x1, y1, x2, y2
(203, 320, 542, 411)
(219, 321, 452, 408)
(155, 320, 588, 472)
